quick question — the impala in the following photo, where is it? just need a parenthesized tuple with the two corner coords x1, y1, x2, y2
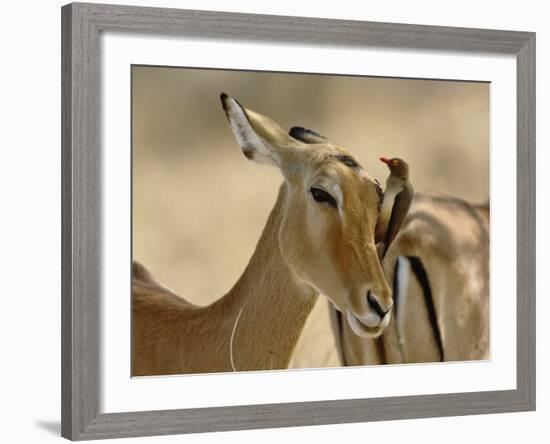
(132, 94, 402, 376)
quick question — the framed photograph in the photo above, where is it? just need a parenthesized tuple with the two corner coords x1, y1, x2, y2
(61, 2, 535, 440)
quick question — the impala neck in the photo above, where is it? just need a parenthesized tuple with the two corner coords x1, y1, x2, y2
(214, 183, 319, 371)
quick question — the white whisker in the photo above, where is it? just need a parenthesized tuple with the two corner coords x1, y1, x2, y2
(230, 307, 245, 372)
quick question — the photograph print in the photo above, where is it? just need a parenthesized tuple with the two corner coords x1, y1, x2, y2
(131, 66, 490, 377)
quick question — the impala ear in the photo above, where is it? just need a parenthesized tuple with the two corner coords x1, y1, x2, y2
(221, 93, 297, 167)
(289, 126, 328, 144)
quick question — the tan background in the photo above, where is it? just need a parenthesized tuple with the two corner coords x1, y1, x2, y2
(132, 66, 489, 308)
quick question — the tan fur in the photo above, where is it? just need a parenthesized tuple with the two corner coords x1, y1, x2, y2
(133, 96, 392, 376)
(338, 193, 490, 365)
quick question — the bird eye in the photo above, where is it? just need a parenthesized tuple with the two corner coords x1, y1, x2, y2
(392, 160, 399, 166)
(310, 187, 337, 208)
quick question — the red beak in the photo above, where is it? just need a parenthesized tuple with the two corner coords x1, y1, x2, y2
(379, 157, 390, 165)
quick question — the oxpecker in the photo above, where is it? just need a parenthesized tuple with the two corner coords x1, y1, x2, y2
(376, 157, 413, 258)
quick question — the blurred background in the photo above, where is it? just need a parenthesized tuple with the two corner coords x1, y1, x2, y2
(132, 66, 489, 365)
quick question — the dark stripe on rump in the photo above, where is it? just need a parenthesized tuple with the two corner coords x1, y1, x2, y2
(407, 256, 445, 362)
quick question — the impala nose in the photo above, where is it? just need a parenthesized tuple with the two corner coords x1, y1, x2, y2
(367, 291, 392, 318)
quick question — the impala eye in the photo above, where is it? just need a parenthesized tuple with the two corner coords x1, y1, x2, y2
(310, 187, 337, 208)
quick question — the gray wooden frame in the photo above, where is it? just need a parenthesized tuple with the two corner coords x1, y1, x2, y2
(61, 2, 536, 440)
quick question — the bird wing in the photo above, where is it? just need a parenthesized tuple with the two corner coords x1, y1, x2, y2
(382, 185, 413, 258)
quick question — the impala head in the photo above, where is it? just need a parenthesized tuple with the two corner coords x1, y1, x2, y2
(221, 93, 395, 337)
